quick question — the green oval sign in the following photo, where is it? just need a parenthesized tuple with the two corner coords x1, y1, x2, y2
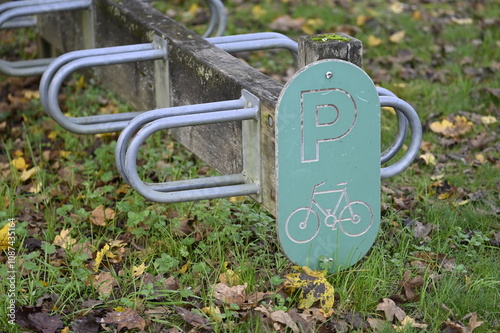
(276, 60, 380, 272)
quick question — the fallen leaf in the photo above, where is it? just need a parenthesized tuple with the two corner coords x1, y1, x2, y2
(52, 229, 76, 249)
(389, 30, 406, 43)
(132, 262, 148, 278)
(72, 315, 100, 333)
(92, 272, 117, 296)
(251, 5, 266, 19)
(376, 298, 406, 322)
(419, 152, 436, 165)
(101, 308, 146, 331)
(480, 115, 497, 125)
(202, 305, 222, 322)
(389, 1, 403, 14)
(270, 310, 300, 333)
(413, 221, 436, 240)
(443, 312, 484, 333)
(19, 166, 40, 181)
(269, 15, 305, 32)
(282, 266, 334, 316)
(393, 270, 425, 302)
(174, 306, 212, 331)
(398, 316, 428, 330)
(451, 17, 473, 25)
(90, 205, 116, 226)
(368, 35, 383, 47)
(429, 116, 473, 138)
(15, 306, 64, 333)
(11, 156, 27, 170)
(0, 220, 15, 251)
(213, 282, 247, 305)
(93, 244, 110, 272)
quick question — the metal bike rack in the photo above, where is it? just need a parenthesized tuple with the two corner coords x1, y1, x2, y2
(39, 32, 307, 134)
(119, 90, 261, 203)
(0, 0, 92, 76)
(39, 37, 168, 134)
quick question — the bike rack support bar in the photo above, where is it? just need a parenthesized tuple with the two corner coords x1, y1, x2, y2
(122, 90, 261, 203)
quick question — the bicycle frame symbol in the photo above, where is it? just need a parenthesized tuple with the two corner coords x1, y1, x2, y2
(285, 182, 373, 244)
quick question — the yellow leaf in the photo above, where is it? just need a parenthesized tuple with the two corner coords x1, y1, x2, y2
(202, 305, 222, 322)
(282, 266, 334, 315)
(59, 150, 71, 159)
(219, 268, 241, 286)
(0, 220, 16, 251)
(389, 30, 406, 43)
(389, 1, 403, 14)
(252, 5, 266, 19)
(132, 262, 148, 278)
(23, 90, 40, 100)
(419, 152, 436, 165)
(481, 115, 497, 125)
(412, 10, 421, 21)
(302, 18, 324, 35)
(11, 156, 27, 170)
(48, 131, 58, 140)
(177, 260, 190, 274)
(188, 3, 199, 15)
(53, 229, 77, 249)
(60, 327, 70, 333)
(113, 306, 126, 312)
(94, 244, 110, 272)
(429, 116, 472, 138)
(356, 15, 369, 26)
(474, 154, 486, 164)
(368, 35, 383, 47)
(19, 166, 40, 182)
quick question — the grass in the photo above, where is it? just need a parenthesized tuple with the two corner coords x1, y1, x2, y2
(1, 0, 499, 332)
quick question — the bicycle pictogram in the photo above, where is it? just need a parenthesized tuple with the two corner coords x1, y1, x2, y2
(285, 182, 373, 244)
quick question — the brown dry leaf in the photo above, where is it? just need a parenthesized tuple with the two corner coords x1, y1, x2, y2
(443, 312, 484, 333)
(92, 272, 117, 296)
(213, 282, 247, 305)
(269, 15, 305, 32)
(52, 229, 77, 249)
(90, 205, 116, 226)
(395, 270, 424, 302)
(270, 310, 300, 333)
(174, 306, 212, 331)
(376, 298, 406, 322)
(102, 308, 146, 332)
(413, 221, 436, 240)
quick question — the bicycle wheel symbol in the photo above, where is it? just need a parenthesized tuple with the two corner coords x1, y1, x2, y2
(285, 207, 320, 244)
(338, 201, 373, 237)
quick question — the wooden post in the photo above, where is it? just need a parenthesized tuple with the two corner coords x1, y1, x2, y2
(298, 32, 363, 69)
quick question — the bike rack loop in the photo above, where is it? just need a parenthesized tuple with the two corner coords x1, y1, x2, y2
(0, 0, 92, 77)
(379, 95, 422, 179)
(121, 90, 261, 203)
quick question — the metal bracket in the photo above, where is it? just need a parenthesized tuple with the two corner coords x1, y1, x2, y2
(116, 90, 261, 203)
